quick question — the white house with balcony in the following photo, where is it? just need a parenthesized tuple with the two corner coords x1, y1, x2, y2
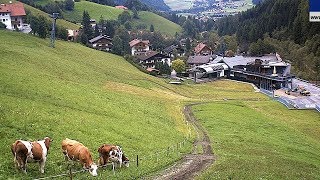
(129, 39, 150, 55)
(0, 2, 26, 30)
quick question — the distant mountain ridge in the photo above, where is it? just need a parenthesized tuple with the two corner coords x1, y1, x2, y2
(114, 0, 170, 11)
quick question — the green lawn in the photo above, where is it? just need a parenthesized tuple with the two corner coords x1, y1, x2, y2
(193, 101, 320, 179)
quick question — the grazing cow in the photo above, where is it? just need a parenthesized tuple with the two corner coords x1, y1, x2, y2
(98, 144, 129, 171)
(11, 137, 52, 174)
(61, 138, 98, 176)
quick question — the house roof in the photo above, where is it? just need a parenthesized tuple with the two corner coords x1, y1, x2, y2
(89, 35, 112, 43)
(163, 45, 184, 53)
(194, 43, 211, 54)
(115, 5, 128, 10)
(187, 55, 216, 64)
(198, 63, 229, 73)
(221, 55, 281, 68)
(0, 2, 26, 16)
(129, 39, 150, 47)
(135, 51, 169, 61)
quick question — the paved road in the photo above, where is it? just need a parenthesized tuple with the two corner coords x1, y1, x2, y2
(286, 78, 320, 109)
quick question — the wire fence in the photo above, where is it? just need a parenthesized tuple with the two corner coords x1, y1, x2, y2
(32, 138, 191, 180)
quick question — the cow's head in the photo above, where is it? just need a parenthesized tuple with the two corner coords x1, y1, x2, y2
(109, 149, 122, 162)
(43, 137, 53, 151)
(88, 163, 98, 176)
(122, 156, 130, 167)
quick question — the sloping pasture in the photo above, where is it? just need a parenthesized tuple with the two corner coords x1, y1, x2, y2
(193, 101, 320, 179)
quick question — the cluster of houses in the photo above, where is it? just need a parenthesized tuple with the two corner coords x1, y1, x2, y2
(2, 2, 293, 91)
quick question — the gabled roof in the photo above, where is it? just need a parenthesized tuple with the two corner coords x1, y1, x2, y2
(194, 43, 211, 54)
(89, 35, 112, 43)
(187, 55, 216, 64)
(135, 51, 169, 61)
(0, 2, 26, 16)
(129, 39, 150, 47)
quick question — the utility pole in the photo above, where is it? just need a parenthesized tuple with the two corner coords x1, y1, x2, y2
(50, 13, 59, 48)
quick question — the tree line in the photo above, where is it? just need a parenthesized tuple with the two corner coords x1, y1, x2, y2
(214, 0, 320, 81)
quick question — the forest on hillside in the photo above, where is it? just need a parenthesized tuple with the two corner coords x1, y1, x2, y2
(216, 0, 320, 81)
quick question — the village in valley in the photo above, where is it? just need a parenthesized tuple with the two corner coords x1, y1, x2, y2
(3, 0, 313, 112)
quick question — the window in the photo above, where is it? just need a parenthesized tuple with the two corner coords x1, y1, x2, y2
(2, 19, 5, 22)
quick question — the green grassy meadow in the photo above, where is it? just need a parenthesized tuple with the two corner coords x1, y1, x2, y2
(0, 30, 192, 179)
(193, 101, 320, 179)
(63, 1, 124, 23)
(62, 1, 182, 36)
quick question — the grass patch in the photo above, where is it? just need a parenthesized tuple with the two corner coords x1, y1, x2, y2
(63, 1, 124, 23)
(132, 11, 182, 36)
(193, 101, 320, 179)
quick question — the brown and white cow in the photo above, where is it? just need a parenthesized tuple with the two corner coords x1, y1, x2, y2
(98, 144, 129, 171)
(61, 138, 98, 176)
(11, 137, 52, 174)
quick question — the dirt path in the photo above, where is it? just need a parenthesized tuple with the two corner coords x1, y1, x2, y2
(151, 103, 215, 180)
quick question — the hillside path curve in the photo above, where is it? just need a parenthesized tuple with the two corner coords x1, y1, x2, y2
(151, 103, 215, 180)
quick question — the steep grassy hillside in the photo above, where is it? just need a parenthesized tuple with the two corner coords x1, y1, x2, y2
(0, 30, 191, 179)
(132, 11, 182, 36)
(24, 4, 80, 29)
(63, 1, 124, 23)
(0, 30, 269, 179)
(63, 1, 182, 36)
(194, 101, 320, 179)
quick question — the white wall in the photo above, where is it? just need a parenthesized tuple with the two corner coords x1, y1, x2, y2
(0, 12, 12, 30)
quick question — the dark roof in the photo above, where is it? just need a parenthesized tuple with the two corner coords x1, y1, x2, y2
(89, 35, 112, 43)
(222, 55, 278, 68)
(163, 45, 184, 54)
(135, 51, 169, 61)
(187, 55, 216, 64)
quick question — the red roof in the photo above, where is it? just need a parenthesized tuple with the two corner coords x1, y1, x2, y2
(194, 43, 211, 54)
(115, 5, 128, 10)
(0, 2, 26, 16)
(129, 39, 150, 47)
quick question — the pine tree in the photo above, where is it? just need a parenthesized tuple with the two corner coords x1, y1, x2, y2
(112, 35, 123, 55)
(150, 24, 154, 32)
(82, 11, 93, 40)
